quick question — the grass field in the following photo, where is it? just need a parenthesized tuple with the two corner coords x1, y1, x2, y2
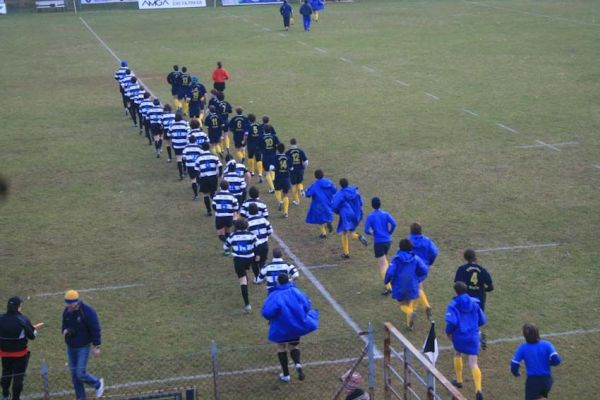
(1, 0, 600, 398)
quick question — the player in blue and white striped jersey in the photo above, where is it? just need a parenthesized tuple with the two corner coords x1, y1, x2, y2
(167, 113, 189, 178)
(189, 119, 209, 146)
(133, 87, 146, 135)
(223, 163, 247, 208)
(257, 248, 299, 293)
(223, 219, 257, 313)
(240, 186, 269, 220)
(139, 93, 154, 145)
(148, 99, 164, 158)
(225, 156, 251, 204)
(161, 105, 176, 163)
(212, 180, 239, 243)
(119, 69, 134, 116)
(247, 203, 273, 283)
(114, 60, 128, 114)
(182, 135, 203, 200)
(124, 77, 141, 128)
(196, 143, 223, 216)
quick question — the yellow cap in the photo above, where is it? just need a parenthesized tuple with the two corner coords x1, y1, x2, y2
(64, 290, 80, 303)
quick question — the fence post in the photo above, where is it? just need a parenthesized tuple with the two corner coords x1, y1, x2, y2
(383, 325, 391, 400)
(403, 347, 411, 400)
(367, 322, 375, 400)
(210, 341, 220, 400)
(426, 370, 435, 400)
(40, 359, 49, 400)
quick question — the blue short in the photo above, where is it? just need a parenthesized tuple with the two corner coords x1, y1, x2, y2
(290, 169, 304, 185)
(374, 242, 391, 258)
(525, 375, 553, 400)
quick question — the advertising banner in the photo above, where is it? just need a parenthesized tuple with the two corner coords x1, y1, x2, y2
(138, 0, 206, 9)
(0, 1, 6, 14)
(82, 0, 136, 4)
(222, 0, 281, 6)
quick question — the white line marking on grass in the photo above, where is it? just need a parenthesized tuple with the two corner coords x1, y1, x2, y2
(518, 141, 578, 150)
(496, 123, 519, 134)
(262, 27, 272, 32)
(271, 232, 381, 356)
(475, 243, 559, 253)
(425, 92, 440, 101)
(362, 65, 376, 73)
(80, 15, 377, 360)
(395, 80, 410, 87)
(297, 40, 308, 46)
(340, 57, 353, 64)
(535, 140, 560, 151)
(315, 47, 327, 53)
(594, 164, 600, 170)
(34, 284, 145, 298)
(462, 108, 479, 117)
(277, 32, 286, 37)
(306, 264, 339, 270)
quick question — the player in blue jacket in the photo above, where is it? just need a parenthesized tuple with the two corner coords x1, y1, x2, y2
(445, 281, 487, 400)
(299, 0, 313, 32)
(384, 239, 427, 329)
(280, 0, 293, 31)
(511, 323, 561, 400)
(262, 274, 319, 383)
(364, 197, 396, 295)
(309, 0, 324, 22)
(408, 222, 438, 321)
(332, 178, 368, 258)
(305, 169, 336, 238)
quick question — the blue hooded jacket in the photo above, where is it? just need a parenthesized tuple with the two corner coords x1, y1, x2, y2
(305, 178, 337, 225)
(262, 283, 319, 343)
(384, 250, 427, 302)
(445, 293, 487, 355)
(309, 0, 324, 11)
(409, 233, 438, 282)
(332, 186, 363, 233)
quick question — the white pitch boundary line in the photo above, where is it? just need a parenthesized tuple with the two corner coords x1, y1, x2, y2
(340, 57, 353, 64)
(462, 108, 479, 117)
(34, 283, 145, 298)
(395, 80, 410, 87)
(535, 140, 560, 152)
(362, 65, 376, 73)
(277, 32, 286, 37)
(261, 27, 272, 32)
(518, 141, 578, 150)
(297, 40, 308, 46)
(306, 264, 339, 270)
(496, 123, 519, 134)
(79, 15, 379, 358)
(594, 164, 600, 170)
(314, 47, 327, 53)
(475, 243, 559, 253)
(425, 92, 440, 101)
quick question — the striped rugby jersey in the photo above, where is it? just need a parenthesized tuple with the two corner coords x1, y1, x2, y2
(119, 74, 134, 91)
(212, 190, 239, 217)
(182, 143, 202, 168)
(114, 67, 127, 82)
(247, 216, 272, 246)
(223, 230, 257, 259)
(239, 198, 269, 219)
(125, 83, 141, 100)
(133, 90, 145, 106)
(148, 105, 164, 125)
(195, 151, 222, 177)
(223, 171, 245, 197)
(257, 258, 299, 291)
(189, 129, 209, 146)
(161, 113, 176, 131)
(168, 120, 190, 149)
(139, 99, 154, 121)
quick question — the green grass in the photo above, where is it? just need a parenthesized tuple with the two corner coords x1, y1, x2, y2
(1, 0, 600, 398)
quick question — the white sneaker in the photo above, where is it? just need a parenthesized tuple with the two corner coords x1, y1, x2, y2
(244, 304, 252, 314)
(95, 378, 105, 398)
(292, 200, 299, 206)
(279, 373, 290, 383)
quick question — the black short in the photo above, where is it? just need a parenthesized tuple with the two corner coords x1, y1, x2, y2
(276, 339, 300, 346)
(187, 167, 198, 179)
(254, 242, 269, 264)
(247, 145, 261, 160)
(208, 132, 222, 144)
(374, 242, 392, 258)
(525, 376, 553, 400)
(214, 82, 225, 92)
(215, 216, 233, 230)
(234, 257, 253, 278)
(262, 154, 275, 171)
(198, 176, 218, 194)
(174, 148, 184, 156)
(150, 124, 162, 136)
(274, 178, 291, 193)
(221, 121, 229, 132)
(290, 169, 305, 185)
(234, 136, 245, 149)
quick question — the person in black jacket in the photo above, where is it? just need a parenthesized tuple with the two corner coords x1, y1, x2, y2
(0, 297, 39, 400)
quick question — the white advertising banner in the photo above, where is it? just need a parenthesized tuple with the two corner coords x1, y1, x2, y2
(222, 0, 281, 5)
(138, 0, 205, 9)
(0, 1, 7, 14)
(82, 0, 136, 4)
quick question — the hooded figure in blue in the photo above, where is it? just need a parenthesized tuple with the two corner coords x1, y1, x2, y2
(445, 281, 487, 400)
(408, 222, 439, 321)
(384, 239, 428, 329)
(262, 274, 319, 383)
(305, 169, 336, 238)
(309, 0, 324, 22)
(332, 178, 368, 258)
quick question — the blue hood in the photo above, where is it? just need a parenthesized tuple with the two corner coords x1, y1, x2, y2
(454, 293, 477, 313)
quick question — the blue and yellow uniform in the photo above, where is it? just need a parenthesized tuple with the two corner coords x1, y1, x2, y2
(246, 118, 263, 176)
(188, 79, 207, 120)
(229, 112, 248, 161)
(286, 144, 308, 204)
(204, 109, 223, 155)
(177, 70, 192, 115)
(260, 127, 280, 193)
(218, 97, 233, 149)
(166, 67, 181, 106)
(272, 151, 292, 217)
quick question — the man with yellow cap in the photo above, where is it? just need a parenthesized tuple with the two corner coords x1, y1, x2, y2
(62, 290, 104, 399)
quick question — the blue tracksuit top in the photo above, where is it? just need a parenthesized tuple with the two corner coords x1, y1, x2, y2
(61, 302, 101, 348)
(262, 283, 319, 343)
(408, 234, 438, 266)
(445, 294, 486, 355)
(332, 186, 363, 233)
(511, 340, 561, 377)
(305, 178, 337, 225)
(384, 250, 427, 302)
(280, 2, 292, 17)
(364, 209, 396, 243)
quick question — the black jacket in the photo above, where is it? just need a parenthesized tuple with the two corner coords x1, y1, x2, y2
(0, 312, 36, 353)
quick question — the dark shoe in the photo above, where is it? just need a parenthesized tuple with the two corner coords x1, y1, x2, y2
(341, 253, 350, 259)
(408, 312, 416, 330)
(193, 195, 198, 201)
(206, 211, 212, 217)
(326, 222, 333, 233)
(296, 364, 305, 381)
(426, 307, 433, 322)
(358, 234, 368, 246)
(319, 234, 327, 239)
(451, 379, 463, 389)
(476, 391, 483, 400)
(481, 332, 487, 350)
(278, 202, 283, 211)
(381, 288, 391, 296)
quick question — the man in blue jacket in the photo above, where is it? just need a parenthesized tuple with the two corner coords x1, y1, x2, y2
(364, 197, 397, 295)
(262, 274, 319, 383)
(445, 281, 486, 400)
(62, 290, 104, 399)
(332, 178, 368, 259)
(408, 222, 438, 321)
(384, 239, 427, 330)
(299, 0, 313, 32)
(280, 0, 293, 31)
(305, 169, 336, 239)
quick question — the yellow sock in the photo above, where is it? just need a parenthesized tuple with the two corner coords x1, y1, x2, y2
(266, 173, 274, 191)
(248, 158, 255, 174)
(274, 191, 282, 202)
(350, 232, 359, 240)
(471, 366, 482, 392)
(292, 186, 300, 202)
(454, 356, 463, 384)
(315, 11, 319, 21)
(319, 225, 327, 236)
(379, 260, 391, 290)
(283, 197, 289, 214)
(298, 183, 304, 192)
(257, 161, 264, 176)
(269, 171, 275, 181)
(224, 135, 230, 149)
(236, 150, 245, 161)
(182, 101, 189, 116)
(400, 302, 414, 325)
(419, 289, 431, 309)
(211, 146, 218, 155)
(341, 234, 349, 255)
